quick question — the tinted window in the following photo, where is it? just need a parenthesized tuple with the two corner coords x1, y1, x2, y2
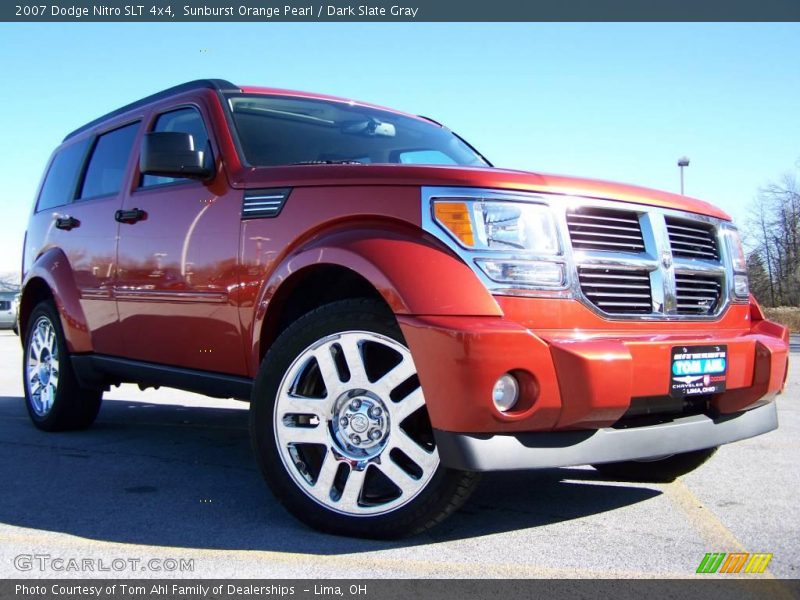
(227, 95, 488, 167)
(79, 122, 139, 199)
(141, 108, 210, 187)
(36, 139, 90, 211)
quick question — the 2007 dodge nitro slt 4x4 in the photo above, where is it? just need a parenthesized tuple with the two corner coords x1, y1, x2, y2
(20, 79, 789, 538)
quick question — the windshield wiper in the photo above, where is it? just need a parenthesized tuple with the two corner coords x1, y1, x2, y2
(291, 160, 364, 165)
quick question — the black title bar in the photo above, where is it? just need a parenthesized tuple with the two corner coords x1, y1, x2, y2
(4, 0, 800, 22)
(5, 579, 800, 600)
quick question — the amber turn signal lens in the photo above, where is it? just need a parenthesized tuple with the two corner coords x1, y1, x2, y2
(434, 202, 474, 247)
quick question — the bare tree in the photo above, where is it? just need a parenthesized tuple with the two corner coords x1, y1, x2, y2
(746, 167, 800, 307)
(746, 252, 772, 303)
(747, 193, 777, 305)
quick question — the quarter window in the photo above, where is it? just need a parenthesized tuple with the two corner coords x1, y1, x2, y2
(141, 108, 210, 187)
(79, 122, 140, 199)
(36, 139, 90, 211)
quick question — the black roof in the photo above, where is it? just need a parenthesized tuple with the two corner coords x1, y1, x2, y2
(63, 79, 239, 142)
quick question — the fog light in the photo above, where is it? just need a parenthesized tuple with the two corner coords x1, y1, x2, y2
(492, 373, 519, 412)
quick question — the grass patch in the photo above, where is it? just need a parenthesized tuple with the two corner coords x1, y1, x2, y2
(763, 307, 800, 333)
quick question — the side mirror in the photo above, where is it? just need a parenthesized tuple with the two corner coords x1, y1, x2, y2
(140, 132, 213, 180)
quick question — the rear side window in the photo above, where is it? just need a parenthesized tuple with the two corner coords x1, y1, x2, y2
(141, 108, 210, 188)
(36, 139, 90, 212)
(79, 122, 140, 199)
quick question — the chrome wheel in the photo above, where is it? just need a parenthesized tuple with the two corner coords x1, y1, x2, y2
(273, 330, 439, 516)
(26, 315, 60, 417)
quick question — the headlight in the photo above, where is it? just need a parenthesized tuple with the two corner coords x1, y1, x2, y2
(433, 200, 560, 254)
(722, 225, 749, 299)
(432, 199, 565, 290)
(723, 225, 747, 273)
(475, 259, 565, 287)
(733, 274, 749, 298)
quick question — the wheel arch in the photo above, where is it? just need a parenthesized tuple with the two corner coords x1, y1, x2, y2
(257, 263, 389, 363)
(250, 226, 502, 373)
(20, 248, 92, 353)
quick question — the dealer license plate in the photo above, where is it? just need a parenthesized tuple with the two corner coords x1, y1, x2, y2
(669, 345, 728, 398)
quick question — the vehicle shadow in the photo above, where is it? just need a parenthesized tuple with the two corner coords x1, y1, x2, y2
(0, 395, 660, 553)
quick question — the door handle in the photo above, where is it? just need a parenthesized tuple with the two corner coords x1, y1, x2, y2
(115, 208, 147, 224)
(54, 216, 80, 231)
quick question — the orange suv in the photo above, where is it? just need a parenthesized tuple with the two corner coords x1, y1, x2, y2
(19, 79, 790, 538)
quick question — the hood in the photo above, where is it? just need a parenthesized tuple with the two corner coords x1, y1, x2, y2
(233, 164, 731, 221)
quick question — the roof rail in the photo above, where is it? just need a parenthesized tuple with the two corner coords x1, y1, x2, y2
(63, 79, 239, 142)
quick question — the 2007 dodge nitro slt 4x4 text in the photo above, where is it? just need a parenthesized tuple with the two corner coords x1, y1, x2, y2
(20, 79, 789, 538)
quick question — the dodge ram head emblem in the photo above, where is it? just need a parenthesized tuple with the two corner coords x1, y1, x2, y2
(661, 251, 673, 269)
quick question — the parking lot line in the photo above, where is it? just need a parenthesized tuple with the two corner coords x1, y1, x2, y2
(662, 479, 798, 596)
(665, 480, 748, 553)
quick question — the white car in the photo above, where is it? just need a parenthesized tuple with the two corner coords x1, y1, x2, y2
(0, 294, 18, 332)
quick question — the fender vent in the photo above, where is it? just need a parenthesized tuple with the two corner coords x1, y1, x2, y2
(242, 188, 291, 219)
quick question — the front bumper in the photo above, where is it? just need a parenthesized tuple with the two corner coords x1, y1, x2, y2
(398, 301, 789, 434)
(434, 402, 778, 471)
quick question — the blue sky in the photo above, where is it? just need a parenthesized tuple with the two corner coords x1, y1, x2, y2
(0, 23, 798, 275)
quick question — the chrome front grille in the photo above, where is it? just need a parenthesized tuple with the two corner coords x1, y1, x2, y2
(578, 267, 652, 314)
(567, 207, 645, 253)
(567, 205, 729, 319)
(665, 217, 720, 260)
(675, 274, 723, 314)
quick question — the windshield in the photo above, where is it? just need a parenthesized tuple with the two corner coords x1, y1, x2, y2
(226, 94, 489, 167)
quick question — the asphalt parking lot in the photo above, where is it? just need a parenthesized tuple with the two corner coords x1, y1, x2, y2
(0, 330, 797, 579)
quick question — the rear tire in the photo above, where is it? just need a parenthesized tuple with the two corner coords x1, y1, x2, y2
(250, 299, 480, 539)
(592, 447, 718, 483)
(23, 300, 103, 431)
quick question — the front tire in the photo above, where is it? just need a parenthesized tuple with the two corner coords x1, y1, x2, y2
(592, 447, 718, 483)
(250, 299, 479, 539)
(23, 300, 103, 431)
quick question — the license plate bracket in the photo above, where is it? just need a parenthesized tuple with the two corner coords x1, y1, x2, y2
(669, 344, 728, 398)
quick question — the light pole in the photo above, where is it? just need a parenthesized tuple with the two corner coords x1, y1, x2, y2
(677, 156, 690, 195)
